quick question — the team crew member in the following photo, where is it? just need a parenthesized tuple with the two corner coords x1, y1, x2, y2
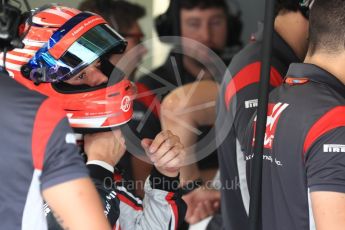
(243, 1, 345, 229)
(0, 5, 187, 229)
(129, 0, 241, 188)
(216, 0, 310, 229)
(0, 73, 110, 229)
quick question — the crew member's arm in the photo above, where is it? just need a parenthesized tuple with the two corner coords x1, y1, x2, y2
(43, 178, 111, 230)
(160, 80, 219, 185)
(306, 127, 345, 230)
(311, 192, 345, 230)
(45, 131, 124, 230)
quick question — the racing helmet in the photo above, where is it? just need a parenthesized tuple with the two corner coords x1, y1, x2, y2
(2, 4, 134, 131)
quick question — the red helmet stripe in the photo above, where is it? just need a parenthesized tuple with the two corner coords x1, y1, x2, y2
(11, 48, 37, 55)
(32, 15, 65, 27)
(5, 58, 26, 65)
(1, 62, 21, 71)
(2, 53, 30, 62)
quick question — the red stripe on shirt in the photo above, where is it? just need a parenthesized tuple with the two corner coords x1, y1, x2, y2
(303, 106, 345, 154)
(117, 193, 143, 211)
(32, 98, 66, 170)
(165, 192, 178, 230)
(135, 83, 161, 118)
(224, 62, 283, 110)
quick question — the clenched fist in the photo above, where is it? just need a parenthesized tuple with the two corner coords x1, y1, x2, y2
(141, 130, 185, 177)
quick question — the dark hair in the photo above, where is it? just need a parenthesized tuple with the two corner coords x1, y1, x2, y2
(180, 0, 229, 15)
(274, 0, 301, 17)
(180, 0, 227, 9)
(308, 0, 345, 55)
(78, 0, 145, 33)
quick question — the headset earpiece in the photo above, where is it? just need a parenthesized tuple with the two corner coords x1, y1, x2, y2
(154, 3, 173, 38)
(226, 11, 242, 47)
(10, 12, 32, 49)
(297, 0, 314, 19)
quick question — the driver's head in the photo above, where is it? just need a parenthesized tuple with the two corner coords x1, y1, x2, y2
(2, 4, 134, 130)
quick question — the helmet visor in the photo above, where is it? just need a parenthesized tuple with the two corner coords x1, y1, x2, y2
(58, 24, 126, 79)
(28, 21, 127, 83)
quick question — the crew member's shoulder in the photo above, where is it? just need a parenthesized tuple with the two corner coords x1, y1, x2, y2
(0, 71, 67, 116)
(229, 40, 261, 70)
